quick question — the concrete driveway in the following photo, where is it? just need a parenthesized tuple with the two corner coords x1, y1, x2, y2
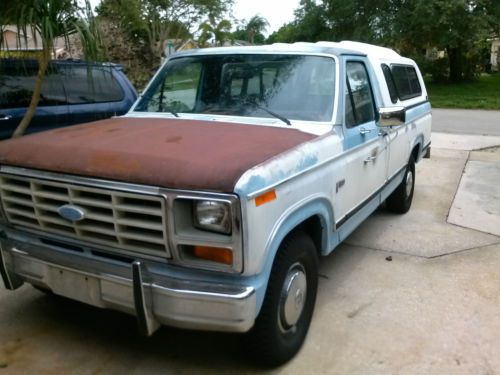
(1, 133, 499, 374)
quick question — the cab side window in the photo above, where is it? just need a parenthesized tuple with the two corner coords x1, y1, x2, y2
(345, 61, 375, 127)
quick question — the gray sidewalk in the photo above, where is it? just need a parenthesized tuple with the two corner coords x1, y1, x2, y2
(0, 132, 499, 374)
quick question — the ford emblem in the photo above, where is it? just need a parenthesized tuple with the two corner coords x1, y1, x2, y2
(58, 204, 86, 222)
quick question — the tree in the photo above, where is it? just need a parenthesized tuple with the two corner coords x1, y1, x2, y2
(97, 0, 232, 66)
(267, 0, 500, 82)
(198, 16, 232, 46)
(392, 0, 500, 82)
(245, 15, 269, 44)
(267, 0, 329, 43)
(1, 0, 100, 137)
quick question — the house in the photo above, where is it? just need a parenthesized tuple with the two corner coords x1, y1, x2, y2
(0, 25, 82, 59)
(161, 39, 199, 63)
(0, 25, 43, 57)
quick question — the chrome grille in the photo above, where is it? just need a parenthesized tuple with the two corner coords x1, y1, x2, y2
(0, 174, 169, 257)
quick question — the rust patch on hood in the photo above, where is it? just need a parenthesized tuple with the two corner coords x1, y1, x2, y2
(0, 117, 316, 192)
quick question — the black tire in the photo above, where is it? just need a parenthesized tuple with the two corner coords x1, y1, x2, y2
(386, 155, 415, 214)
(247, 231, 318, 367)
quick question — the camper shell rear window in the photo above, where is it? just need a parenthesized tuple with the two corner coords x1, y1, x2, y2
(381, 64, 422, 103)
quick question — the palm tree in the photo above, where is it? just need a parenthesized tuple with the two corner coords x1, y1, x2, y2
(198, 16, 232, 47)
(213, 19, 232, 46)
(246, 15, 269, 45)
(1, 0, 100, 138)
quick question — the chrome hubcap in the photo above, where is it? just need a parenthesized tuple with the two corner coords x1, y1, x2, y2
(279, 263, 307, 332)
(405, 170, 413, 197)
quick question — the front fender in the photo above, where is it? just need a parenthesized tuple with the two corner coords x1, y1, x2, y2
(248, 196, 335, 314)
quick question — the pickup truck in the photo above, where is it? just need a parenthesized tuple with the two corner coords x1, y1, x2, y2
(0, 41, 431, 366)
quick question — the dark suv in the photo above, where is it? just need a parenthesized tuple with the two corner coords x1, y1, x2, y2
(0, 59, 137, 139)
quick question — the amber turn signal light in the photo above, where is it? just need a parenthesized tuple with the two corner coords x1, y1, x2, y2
(193, 245, 233, 265)
(255, 189, 277, 207)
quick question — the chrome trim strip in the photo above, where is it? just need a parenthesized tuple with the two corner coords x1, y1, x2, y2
(0, 166, 239, 200)
(0, 166, 161, 195)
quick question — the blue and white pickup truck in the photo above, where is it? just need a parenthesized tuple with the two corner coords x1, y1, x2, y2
(0, 41, 431, 366)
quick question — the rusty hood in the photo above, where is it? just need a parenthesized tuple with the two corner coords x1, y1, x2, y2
(0, 117, 316, 192)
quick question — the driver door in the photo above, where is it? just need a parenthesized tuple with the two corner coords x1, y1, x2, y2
(337, 59, 388, 224)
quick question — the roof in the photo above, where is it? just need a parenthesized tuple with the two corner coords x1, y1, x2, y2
(0, 58, 123, 70)
(168, 41, 417, 63)
(319, 41, 403, 59)
(171, 41, 367, 59)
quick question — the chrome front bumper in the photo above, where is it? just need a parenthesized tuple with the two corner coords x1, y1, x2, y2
(0, 230, 256, 334)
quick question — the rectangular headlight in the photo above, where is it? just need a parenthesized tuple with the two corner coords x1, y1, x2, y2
(193, 200, 232, 234)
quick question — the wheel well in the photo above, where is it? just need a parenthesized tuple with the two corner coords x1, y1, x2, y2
(292, 215, 323, 255)
(412, 143, 420, 162)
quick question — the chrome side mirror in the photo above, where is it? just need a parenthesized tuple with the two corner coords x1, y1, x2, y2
(378, 106, 406, 127)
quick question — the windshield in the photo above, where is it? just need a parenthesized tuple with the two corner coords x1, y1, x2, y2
(134, 54, 336, 122)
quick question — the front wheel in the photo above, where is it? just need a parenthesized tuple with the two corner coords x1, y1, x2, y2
(386, 155, 415, 214)
(247, 231, 318, 367)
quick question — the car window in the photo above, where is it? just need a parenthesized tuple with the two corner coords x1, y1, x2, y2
(0, 64, 66, 108)
(135, 54, 336, 122)
(61, 66, 124, 104)
(142, 62, 202, 113)
(345, 61, 375, 127)
(381, 64, 399, 104)
(390, 65, 422, 100)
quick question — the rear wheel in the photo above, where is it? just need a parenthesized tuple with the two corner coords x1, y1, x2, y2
(247, 231, 318, 367)
(386, 155, 415, 214)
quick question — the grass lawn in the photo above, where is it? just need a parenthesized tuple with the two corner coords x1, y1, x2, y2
(426, 73, 500, 109)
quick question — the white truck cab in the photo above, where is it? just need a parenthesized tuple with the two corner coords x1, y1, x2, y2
(0, 41, 431, 366)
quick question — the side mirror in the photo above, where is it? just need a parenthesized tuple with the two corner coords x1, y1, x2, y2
(378, 106, 406, 127)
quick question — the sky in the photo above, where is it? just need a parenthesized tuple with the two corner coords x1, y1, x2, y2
(232, 0, 301, 35)
(88, 0, 301, 35)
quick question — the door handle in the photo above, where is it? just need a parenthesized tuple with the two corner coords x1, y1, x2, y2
(0, 114, 12, 121)
(359, 127, 371, 135)
(364, 155, 377, 164)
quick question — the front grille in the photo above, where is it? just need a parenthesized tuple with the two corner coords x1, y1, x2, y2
(0, 173, 170, 258)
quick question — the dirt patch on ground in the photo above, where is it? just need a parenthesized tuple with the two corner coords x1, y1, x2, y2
(0, 338, 23, 369)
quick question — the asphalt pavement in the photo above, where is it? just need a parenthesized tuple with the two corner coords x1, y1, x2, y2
(0, 110, 499, 373)
(432, 108, 500, 136)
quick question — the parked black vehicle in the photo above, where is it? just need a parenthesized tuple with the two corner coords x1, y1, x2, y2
(0, 59, 137, 139)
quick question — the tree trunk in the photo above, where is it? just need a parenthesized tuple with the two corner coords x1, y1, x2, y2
(448, 46, 463, 83)
(12, 51, 50, 138)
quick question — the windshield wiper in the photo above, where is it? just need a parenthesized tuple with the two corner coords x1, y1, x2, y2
(239, 98, 291, 126)
(200, 99, 291, 126)
(158, 81, 179, 117)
